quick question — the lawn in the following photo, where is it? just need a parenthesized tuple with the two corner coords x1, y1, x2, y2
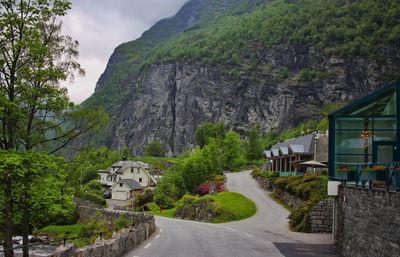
(145, 192, 256, 223)
(210, 192, 256, 223)
(37, 224, 90, 247)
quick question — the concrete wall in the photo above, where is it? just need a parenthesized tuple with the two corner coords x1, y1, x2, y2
(47, 208, 156, 257)
(334, 186, 400, 257)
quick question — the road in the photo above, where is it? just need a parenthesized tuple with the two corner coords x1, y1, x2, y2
(123, 171, 341, 257)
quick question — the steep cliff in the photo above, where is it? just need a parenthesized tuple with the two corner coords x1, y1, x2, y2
(83, 0, 400, 155)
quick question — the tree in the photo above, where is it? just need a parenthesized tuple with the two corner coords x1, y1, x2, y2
(245, 126, 262, 162)
(0, 1, 106, 256)
(143, 141, 165, 157)
(195, 122, 225, 148)
(221, 130, 246, 171)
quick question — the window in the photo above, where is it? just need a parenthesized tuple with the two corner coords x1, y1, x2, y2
(119, 183, 123, 187)
(118, 177, 121, 181)
(131, 167, 134, 173)
(139, 178, 142, 183)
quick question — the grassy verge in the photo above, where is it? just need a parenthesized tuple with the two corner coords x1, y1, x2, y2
(37, 224, 90, 247)
(146, 202, 177, 218)
(146, 192, 256, 223)
(210, 192, 256, 223)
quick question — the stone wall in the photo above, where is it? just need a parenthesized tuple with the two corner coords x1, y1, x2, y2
(48, 208, 156, 257)
(309, 198, 333, 233)
(255, 177, 333, 233)
(335, 186, 400, 257)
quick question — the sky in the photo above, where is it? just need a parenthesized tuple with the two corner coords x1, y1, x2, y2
(62, 0, 188, 104)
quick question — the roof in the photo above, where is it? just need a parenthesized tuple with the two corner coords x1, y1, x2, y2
(330, 80, 399, 116)
(268, 133, 315, 156)
(263, 150, 272, 158)
(100, 160, 150, 175)
(116, 179, 143, 190)
(280, 146, 289, 155)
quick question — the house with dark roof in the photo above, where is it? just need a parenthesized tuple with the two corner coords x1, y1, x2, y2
(111, 179, 143, 201)
(263, 132, 328, 175)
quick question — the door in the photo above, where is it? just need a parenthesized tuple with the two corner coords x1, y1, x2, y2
(373, 142, 398, 180)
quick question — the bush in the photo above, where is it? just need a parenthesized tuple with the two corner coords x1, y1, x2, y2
(134, 189, 154, 207)
(114, 216, 130, 230)
(76, 191, 107, 207)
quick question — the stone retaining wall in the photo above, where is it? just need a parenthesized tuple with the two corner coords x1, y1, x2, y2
(335, 186, 400, 257)
(48, 208, 156, 257)
(255, 177, 332, 233)
(310, 198, 333, 233)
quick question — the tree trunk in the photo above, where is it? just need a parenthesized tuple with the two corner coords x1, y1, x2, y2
(3, 180, 14, 257)
(22, 203, 30, 257)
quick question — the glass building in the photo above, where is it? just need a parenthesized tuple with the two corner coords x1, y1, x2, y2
(328, 80, 400, 188)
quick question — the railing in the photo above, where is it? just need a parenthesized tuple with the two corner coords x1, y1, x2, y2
(279, 171, 303, 177)
(333, 162, 400, 191)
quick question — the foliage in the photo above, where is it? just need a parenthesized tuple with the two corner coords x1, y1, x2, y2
(133, 189, 154, 207)
(76, 191, 106, 207)
(273, 174, 328, 231)
(245, 126, 263, 162)
(82, 180, 103, 195)
(154, 123, 248, 207)
(251, 169, 279, 179)
(79, 213, 111, 245)
(65, 147, 121, 187)
(195, 122, 226, 148)
(143, 141, 165, 157)
(174, 192, 256, 223)
(114, 216, 130, 230)
(221, 131, 246, 171)
(193, 182, 224, 196)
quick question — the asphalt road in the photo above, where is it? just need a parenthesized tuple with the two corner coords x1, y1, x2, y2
(123, 171, 341, 257)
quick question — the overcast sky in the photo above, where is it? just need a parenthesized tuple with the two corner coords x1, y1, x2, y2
(62, 0, 188, 103)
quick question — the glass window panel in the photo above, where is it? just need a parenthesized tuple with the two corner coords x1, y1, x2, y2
(336, 118, 371, 130)
(349, 90, 396, 115)
(335, 131, 372, 154)
(373, 131, 397, 142)
(376, 145, 394, 163)
(373, 118, 397, 130)
(335, 155, 372, 164)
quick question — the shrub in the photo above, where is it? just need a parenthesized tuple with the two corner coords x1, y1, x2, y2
(134, 189, 154, 207)
(76, 191, 106, 207)
(113, 216, 130, 230)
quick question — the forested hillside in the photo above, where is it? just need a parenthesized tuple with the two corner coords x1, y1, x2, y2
(82, 0, 400, 155)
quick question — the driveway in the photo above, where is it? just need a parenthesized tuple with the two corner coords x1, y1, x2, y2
(123, 170, 342, 257)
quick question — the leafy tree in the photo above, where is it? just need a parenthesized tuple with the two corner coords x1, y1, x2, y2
(0, 1, 107, 256)
(195, 122, 225, 148)
(245, 126, 262, 162)
(221, 130, 246, 171)
(143, 141, 165, 157)
(0, 151, 74, 256)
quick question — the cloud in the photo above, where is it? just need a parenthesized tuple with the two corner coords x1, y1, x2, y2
(62, 0, 188, 103)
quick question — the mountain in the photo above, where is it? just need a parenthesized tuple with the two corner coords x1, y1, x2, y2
(82, 0, 400, 155)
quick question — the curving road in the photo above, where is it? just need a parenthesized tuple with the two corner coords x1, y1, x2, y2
(123, 171, 341, 257)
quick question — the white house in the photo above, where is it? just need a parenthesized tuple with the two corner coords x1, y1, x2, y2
(111, 179, 143, 201)
(98, 161, 157, 188)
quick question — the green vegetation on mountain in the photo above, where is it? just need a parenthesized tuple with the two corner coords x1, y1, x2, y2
(83, 0, 264, 113)
(148, 0, 400, 69)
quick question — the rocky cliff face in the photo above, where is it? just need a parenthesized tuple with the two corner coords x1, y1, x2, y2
(109, 44, 400, 155)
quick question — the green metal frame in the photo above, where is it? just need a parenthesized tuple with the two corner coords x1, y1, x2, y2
(328, 80, 400, 180)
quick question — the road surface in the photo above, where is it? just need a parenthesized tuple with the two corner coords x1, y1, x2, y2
(123, 171, 341, 257)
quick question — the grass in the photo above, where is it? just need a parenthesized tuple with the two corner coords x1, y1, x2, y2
(210, 192, 256, 223)
(132, 156, 178, 171)
(146, 202, 177, 218)
(36, 224, 90, 247)
(145, 192, 256, 223)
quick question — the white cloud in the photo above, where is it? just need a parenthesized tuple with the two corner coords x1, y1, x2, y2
(62, 0, 188, 103)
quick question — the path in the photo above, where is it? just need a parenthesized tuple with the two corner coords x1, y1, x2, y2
(123, 170, 341, 257)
